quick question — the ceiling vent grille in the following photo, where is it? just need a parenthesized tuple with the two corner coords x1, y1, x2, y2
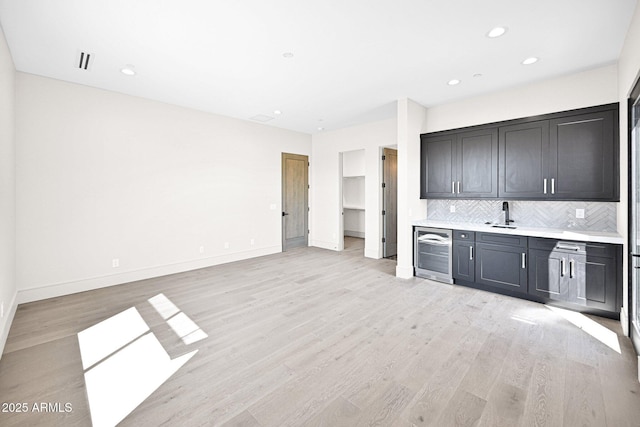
(76, 51, 93, 70)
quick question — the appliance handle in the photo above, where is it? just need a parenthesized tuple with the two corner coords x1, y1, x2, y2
(557, 244, 581, 251)
(418, 239, 451, 246)
(418, 234, 450, 241)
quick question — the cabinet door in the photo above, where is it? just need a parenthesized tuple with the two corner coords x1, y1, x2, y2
(457, 129, 498, 198)
(499, 121, 549, 199)
(475, 243, 527, 294)
(579, 255, 617, 312)
(453, 241, 475, 282)
(421, 134, 455, 198)
(549, 110, 616, 200)
(528, 248, 566, 300)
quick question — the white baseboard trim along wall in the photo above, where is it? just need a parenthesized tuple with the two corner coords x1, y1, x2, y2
(17, 245, 280, 304)
(0, 291, 18, 360)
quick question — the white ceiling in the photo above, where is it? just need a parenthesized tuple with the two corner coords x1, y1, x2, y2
(0, 0, 637, 134)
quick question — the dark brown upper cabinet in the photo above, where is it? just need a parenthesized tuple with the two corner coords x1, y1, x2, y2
(499, 120, 550, 199)
(421, 103, 619, 201)
(548, 110, 616, 200)
(420, 128, 498, 199)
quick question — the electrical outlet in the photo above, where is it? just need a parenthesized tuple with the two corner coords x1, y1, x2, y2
(270, 204, 277, 210)
(199, 246, 204, 254)
(112, 258, 120, 268)
(576, 209, 585, 219)
(250, 239, 255, 246)
(224, 242, 230, 249)
(450, 205, 456, 213)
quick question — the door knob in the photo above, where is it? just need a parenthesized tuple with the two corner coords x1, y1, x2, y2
(282, 212, 289, 216)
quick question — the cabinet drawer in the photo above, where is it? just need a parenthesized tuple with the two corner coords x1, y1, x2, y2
(477, 232, 527, 248)
(453, 230, 475, 241)
(586, 243, 617, 258)
(528, 237, 557, 251)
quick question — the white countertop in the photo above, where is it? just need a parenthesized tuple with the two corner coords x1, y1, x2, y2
(413, 219, 624, 245)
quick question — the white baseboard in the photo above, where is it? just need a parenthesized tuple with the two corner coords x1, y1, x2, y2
(310, 239, 338, 251)
(344, 230, 365, 238)
(364, 247, 380, 259)
(0, 290, 18, 360)
(17, 246, 281, 304)
(396, 265, 414, 279)
(621, 307, 629, 336)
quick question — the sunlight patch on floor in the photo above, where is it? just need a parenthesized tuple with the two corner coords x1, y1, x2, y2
(78, 294, 207, 427)
(546, 305, 621, 354)
(84, 332, 196, 427)
(149, 293, 208, 345)
(77, 307, 150, 370)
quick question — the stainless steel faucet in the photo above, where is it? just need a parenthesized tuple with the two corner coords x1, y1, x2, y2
(502, 201, 514, 225)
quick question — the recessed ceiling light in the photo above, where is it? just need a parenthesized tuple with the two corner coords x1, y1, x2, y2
(120, 65, 136, 76)
(487, 26, 507, 38)
(473, 73, 483, 78)
(522, 57, 539, 65)
(448, 79, 461, 86)
(317, 127, 324, 131)
(282, 52, 294, 58)
(273, 110, 282, 115)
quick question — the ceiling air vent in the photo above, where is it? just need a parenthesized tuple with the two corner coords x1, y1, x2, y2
(249, 114, 274, 122)
(76, 51, 93, 71)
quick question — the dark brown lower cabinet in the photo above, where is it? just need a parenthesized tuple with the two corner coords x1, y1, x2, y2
(474, 233, 528, 295)
(453, 231, 475, 282)
(451, 232, 621, 318)
(527, 238, 620, 315)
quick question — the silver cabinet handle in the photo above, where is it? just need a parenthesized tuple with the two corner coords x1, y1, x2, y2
(469, 246, 473, 261)
(521, 253, 526, 269)
(457, 181, 460, 194)
(561, 258, 566, 277)
(452, 181, 455, 194)
(570, 259, 574, 278)
(551, 178, 555, 194)
(557, 244, 581, 251)
(543, 178, 547, 194)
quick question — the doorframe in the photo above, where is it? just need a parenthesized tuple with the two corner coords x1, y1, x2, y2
(281, 152, 309, 251)
(381, 145, 398, 258)
(627, 69, 640, 357)
(338, 152, 345, 251)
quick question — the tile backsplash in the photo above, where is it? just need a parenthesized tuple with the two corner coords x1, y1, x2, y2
(427, 200, 617, 232)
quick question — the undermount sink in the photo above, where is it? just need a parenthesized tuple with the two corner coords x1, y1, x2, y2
(491, 224, 517, 229)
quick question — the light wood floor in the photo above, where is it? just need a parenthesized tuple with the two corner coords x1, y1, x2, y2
(1, 237, 639, 426)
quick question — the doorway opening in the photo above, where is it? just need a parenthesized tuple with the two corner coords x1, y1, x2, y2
(382, 147, 398, 260)
(340, 149, 365, 257)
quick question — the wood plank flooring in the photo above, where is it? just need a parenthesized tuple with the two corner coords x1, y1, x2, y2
(1, 237, 639, 426)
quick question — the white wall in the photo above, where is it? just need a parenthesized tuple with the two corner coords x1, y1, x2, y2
(424, 65, 619, 133)
(618, 2, 640, 334)
(310, 118, 396, 258)
(0, 25, 16, 358)
(15, 73, 310, 302)
(396, 98, 427, 278)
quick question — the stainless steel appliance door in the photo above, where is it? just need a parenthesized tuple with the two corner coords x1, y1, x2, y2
(414, 227, 453, 283)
